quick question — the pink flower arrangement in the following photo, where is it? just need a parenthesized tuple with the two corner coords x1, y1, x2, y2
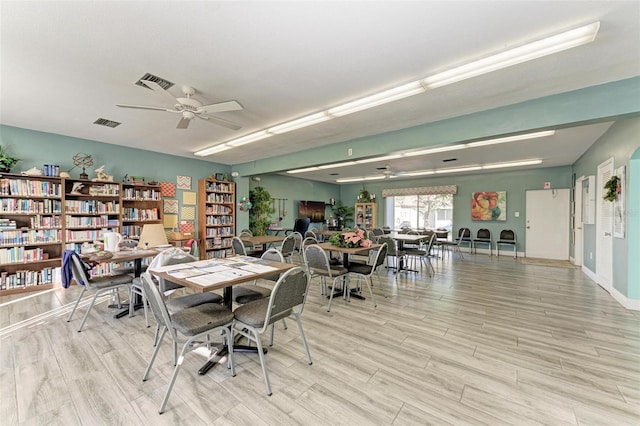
(330, 227, 372, 248)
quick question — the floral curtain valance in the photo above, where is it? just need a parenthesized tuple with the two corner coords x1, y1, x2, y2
(382, 185, 458, 197)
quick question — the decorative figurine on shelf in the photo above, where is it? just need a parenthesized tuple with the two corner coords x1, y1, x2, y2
(70, 182, 84, 195)
(71, 153, 93, 179)
(93, 165, 114, 182)
(21, 166, 43, 176)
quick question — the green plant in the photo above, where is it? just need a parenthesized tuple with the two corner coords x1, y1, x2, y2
(357, 185, 372, 202)
(0, 146, 20, 171)
(603, 175, 620, 202)
(249, 186, 275, 236)
(331, 200, 354, 228)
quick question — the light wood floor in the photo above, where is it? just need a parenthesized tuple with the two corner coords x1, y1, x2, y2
(1, 254, 639, 425)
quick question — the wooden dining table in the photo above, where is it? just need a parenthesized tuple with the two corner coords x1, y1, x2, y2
(149, 255, 295, 375)
(240, 234, 284, 252)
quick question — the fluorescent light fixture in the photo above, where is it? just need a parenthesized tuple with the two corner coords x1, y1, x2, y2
(435, 166, 483, 174)
(194, 144, 232, 156)
(423, 22, 600, 89)
(268, 112, 332, 134)
(482, 159, 542, 169)
(356, 154, 402, 164)
(287, 166, 320, 174)
(336, 175, 388, 183)
(403, 144, 466, 157)
(466, 130, 555, 148)
(226, 130, 273, 147)
(327, 81, 426, 117)
(402, 170, 436, 177)
(317, 161, 357, 170)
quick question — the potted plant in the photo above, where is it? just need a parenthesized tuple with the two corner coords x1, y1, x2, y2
(603, 175, 620, 202)
(249, 186, 275, 236)
(0, 146, 20, 172)
(331, 200, 354, 229)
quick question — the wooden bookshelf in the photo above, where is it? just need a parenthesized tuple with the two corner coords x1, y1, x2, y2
(198, 178, 235, 260)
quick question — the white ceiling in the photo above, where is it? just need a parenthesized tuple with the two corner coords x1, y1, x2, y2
(1, 1, 639, 183)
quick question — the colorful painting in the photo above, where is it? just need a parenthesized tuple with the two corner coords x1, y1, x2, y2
(160, 182, 176, 197)
(177, 175, 191, 190)
(471, 191, 506, 221)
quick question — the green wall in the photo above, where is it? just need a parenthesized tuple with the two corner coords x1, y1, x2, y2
(1, 124, 230, 235)
(337, 166, 571, 253)
(630, 149, 640, 299)
(572, 117, 640, 300)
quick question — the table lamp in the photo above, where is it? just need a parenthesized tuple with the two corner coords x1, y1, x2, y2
(137, 223, 169, 249)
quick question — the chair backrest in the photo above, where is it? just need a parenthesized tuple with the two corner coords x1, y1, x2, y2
(263, 267, 310, 330)
(424, 232, 437, 253)
(280, 234, 296, 257)
(499, 229, 516, 242)
(293, 218, 311, 236)
(141, 272, 177, 341)
(377, 235, 399, 255)
(302, 236, 318, 251)
(477, 228, 491, 240)
(372, 242, 388, 270)
(231, 236, 247, 256)
(303, 244, 332, 275)
(260, 248, 285, 282)
(305, 229, 317, 239)
(240, 229, 253, 237)
(372, 227, 384, 236)
(291, 231, 304, 253)
(69, 253, 92, 287)
(156, 250, 198, 293)
(457, 228, 472, 241)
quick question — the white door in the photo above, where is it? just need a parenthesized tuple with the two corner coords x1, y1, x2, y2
(596, 157, 614, 292)
(574, 177, 584, 266)
(525, 189, 570, 260)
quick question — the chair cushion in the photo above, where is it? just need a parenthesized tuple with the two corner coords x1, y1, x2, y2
(233, 285, 272, 304)
(310, 266, 348, 277)
(347, 263, 373, 275)
(234, 298, 292, 328)
(166, 292, 223, 314)
(87, 274, 132, 289)
(171, 303, 234, 336)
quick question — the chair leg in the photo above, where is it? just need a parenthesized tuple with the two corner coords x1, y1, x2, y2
(143, 327, 167, 381)
(226, 328, 235, 376)
(293, 313, 312, 365)
(364, 277, 376, 308)
(327, 277, 337, 312)
(66, 286, 86, 322)
(269, 323, 275, 347)
(160, 338, 191, 413)
(252, 328, 272, 396)
(77, 291, 101, 332)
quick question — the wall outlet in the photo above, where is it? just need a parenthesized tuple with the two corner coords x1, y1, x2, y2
(348, 148, 353, 156)
(515, 211, 520, 217)
(590, 252, 593, 260)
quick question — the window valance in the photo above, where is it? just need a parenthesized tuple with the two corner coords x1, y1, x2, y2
(382, 185, 457, 197)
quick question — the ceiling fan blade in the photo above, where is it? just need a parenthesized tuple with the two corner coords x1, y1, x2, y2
(196, 114, 242, 131)
(176, 117, 191, 129)
(116, 104, 171, 112)
(199, 100, 243, 114)
(140, 80, 178, 103)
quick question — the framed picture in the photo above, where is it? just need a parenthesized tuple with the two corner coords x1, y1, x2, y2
(471, 191, 506, 221)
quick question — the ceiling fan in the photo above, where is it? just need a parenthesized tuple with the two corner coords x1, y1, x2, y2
(117, 80, 243, 130)
(378, 165, 397, 179)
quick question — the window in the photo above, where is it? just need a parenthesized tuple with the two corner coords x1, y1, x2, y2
(388, 194, 453, 230)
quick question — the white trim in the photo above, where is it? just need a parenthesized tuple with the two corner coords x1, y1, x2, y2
(569, 256, 575, 264)
(611, 287, 640, 311)
(582, 264, 599, 284)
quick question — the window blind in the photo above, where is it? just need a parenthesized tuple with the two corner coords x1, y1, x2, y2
(382, 185, 457, 197)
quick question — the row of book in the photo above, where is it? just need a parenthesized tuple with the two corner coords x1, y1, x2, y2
(205, 227, 233, 237)
(206, 193, 233, 203)
(0, 229, 61, 246)
(0, 267, 61, 289)
(205, 248, 233, 259)
(122, 208, 159, 221)
(65, 229, 113, 242)
(205, 215, 233, 226)
(0, 218, 17, 230)
(205, 205, 232, 214)
(0, 179, 62, 197)
(0, 247, 52, 264)
(204, 182, 233, 193)
(86, 184, 120, 196)
(122, 188, 161, 201)
(65, 214, 111, 228)
(30, 215, 61, 228)
(1, 198, 62, 214)
(64, 200, 120, 214)
(205, 237, 233, 250)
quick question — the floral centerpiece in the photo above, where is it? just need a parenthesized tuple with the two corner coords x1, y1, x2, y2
(329, 227, 372, 248)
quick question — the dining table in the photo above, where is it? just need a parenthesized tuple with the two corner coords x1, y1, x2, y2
(316, 242, 380, 300)
(149, 255, 295, 374)
(388, 233, 429, 272)
(240, 234, 284, 252)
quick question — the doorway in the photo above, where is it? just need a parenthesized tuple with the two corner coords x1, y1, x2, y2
(596, 157, 614, 293)
(574, 177, 585, 266)
(525, 189, 570, 260)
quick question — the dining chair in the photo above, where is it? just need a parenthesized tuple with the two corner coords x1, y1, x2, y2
(496, 229, 517, 258)
(473, 228, 492, 255)
(140, 272, 235, 414)
(303, 244, 350, 311)
(231, 267, 312, 396)
(377, 235, 406, 272)
(65, 251, 133, 332)
(279, 233, 297, 263)
(346, 242, 387, 305)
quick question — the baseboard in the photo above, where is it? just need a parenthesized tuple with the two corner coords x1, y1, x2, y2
(580, 265, 639, 311)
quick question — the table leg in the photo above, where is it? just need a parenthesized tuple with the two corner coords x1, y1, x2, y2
(326, 253, 366, 301)
(113, 258, 144, 319)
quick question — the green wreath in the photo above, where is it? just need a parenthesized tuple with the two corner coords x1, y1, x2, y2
(603, 175, 620, 202)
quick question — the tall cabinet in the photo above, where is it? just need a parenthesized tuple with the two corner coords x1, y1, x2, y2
(355, 202, 377, 230)
(0, 174, 63, 293)
(198, 178, 235, 259)
(121, 183, 162, 239)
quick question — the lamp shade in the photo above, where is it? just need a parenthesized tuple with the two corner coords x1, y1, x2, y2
(137, 223, 168, 248)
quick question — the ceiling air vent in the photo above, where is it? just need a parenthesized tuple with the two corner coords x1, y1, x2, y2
(93, 118, 121, 128)
(136, 73, 174, 90)
(442, 158, 458, 162)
